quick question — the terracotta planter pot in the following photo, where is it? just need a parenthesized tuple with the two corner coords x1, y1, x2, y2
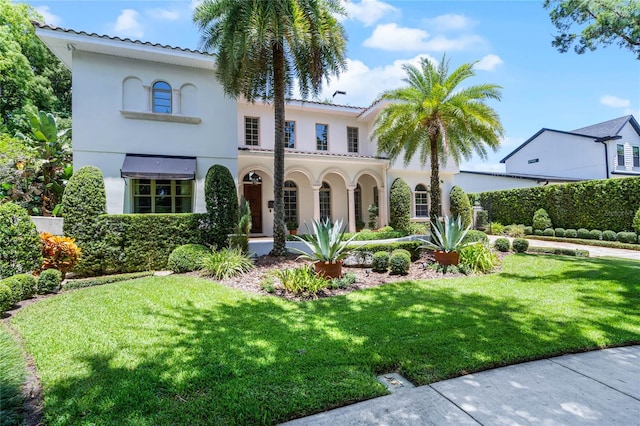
(434, 251, 459, 266)
(289, 229, 297, 235)
(314, 260, 342, 279)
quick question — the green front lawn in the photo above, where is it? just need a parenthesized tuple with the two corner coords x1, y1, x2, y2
(0, 323, 27, 426)
(11, 255, 640, 425)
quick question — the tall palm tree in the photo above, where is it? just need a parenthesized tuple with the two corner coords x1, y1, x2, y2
(194, 0, 347, 255)
(373, 55, 504, 221)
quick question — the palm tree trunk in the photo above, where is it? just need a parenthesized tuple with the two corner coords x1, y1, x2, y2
(270, 42, 287, 256)
(429, 135, 440, 223)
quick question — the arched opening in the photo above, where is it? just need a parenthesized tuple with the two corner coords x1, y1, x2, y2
(152, 81, 172, 113)
(319, 181, 331, 222)
(243, 172, 263, 233)
(415, 184, 429, 217)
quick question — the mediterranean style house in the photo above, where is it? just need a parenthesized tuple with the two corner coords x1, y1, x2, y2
(34, 22, 459, 235)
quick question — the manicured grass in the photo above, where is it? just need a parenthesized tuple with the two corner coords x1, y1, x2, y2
(11, 255, 640, 425)
(0, 323, 27, 426)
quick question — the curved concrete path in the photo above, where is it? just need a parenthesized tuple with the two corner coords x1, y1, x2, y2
(282, 345, 640, 425)
(487, 236, 640, 261)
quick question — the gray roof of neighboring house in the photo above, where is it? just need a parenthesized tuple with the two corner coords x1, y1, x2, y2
(458, 170, 583, 182)
(500, 115, 639, 163)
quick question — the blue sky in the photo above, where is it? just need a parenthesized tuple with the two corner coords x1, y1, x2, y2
(24, 0, 640, 172)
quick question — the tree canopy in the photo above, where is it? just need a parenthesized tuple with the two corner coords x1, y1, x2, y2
(544, 0, 640, 59)
(0, 0, 71, 133)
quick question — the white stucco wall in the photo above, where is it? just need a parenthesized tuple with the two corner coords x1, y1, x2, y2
(504, 130, 606, 179)
(72, 51, 238, 213)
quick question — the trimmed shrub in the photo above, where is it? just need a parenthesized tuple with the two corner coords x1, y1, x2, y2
(577, 228, 590, 239)
(63, 271, 153, 291)
(449, 186, 472, 229)
(543, 228, 555, 237)
(554, 228, 566, 237)
(0, 283, 13, 313)
(2, 274, 36, 303)
(389, 251, 410, 275)
(565, 229, 577, 238)
(512, 238, 529, 253)
(62, 166, 106, 276)
(391, 248, 412, 259)
(0, 202, 42, 279)
(534, 229, 544, 236)
(205, 165, 238, 249)
(408, 222, 428, 235)
(524, 226, 533, 235)
(493, 237, 510, 252)
(533, 208, 552, 230)
(389, 178, 411, 232)
(487, 222, 504, 235)
(475, 210, 489, 230)
(602, 230, 617, 241)
(528, 247, 589, 257)
(329, 273, 356, 290)
(39, 232, 81, 278)
(634, 206, 640, 233)
(349, 241, 422, 262)
(588, 229, 602, 240)
(371, 251, 390, 272)
(36, 269, 62, 294)
(617, 232, 638, 244)
(464, 230, 489, 245)
(168, 244, 210, 273)
(459, 243, 498, 273)
(504, 224, 525, 238)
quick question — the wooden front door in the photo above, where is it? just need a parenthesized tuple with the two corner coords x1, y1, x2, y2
(244, 184, 262, 233)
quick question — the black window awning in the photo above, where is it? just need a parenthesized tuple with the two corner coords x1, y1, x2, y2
(121, 154, 196, 180)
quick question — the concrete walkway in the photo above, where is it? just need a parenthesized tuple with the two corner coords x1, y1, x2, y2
(487, 235, 640, 261)
(282, 345, 640, 425)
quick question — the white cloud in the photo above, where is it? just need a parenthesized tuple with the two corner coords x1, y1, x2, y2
(423, 14, 474, 32)
(146, 8, 181, 21)
(475, 54, 504, 71)
(344, 0, 398, 27)
(364, 23, 484, 52)
(35, 5, 62, 26)
(600, 95, 630, 109)
(112, 9, 144, 39)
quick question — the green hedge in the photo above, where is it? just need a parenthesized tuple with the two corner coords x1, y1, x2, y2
(527, 247, 590, 257)
(477, 177, 640, 232)
(63, 271, 154, 291)
(525, 235, 640, 251)
(349, 241, 422, 262)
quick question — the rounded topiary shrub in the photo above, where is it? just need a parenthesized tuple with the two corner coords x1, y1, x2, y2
(576, 228, 590, 239)
(0, 202, 42, 279)
(464, 230, 488, 245)
(475, 210, 488, 230)
(449, 186, 472, 229)
(512, 238, 529, 253)
(389, 252, 410, 275)
(543, 228, 555, 237)
(391, 248, 412, 259)
(62, 166, 107, 276)
(371, 251, 390, 272)
(168, 244, 210, 273)
(532, 208, 552, 231)
(524, 226, 533, 235)
(554, 228, 566, 237)
(602, 230, 617, 241)
(37, 269, 62, 294)
(634, 206, 640, 233)
(0, 283, 13, 313)
(2, 274, 35, 303)
(534, 229, 544, 236)
(205, 165, 238, 249)
(588, 229, 602, 240)
(493, 237, 510, 252)
(389, 178, 411, 232)
(565, 229, 577, 238)
(617, 232, 638, 244)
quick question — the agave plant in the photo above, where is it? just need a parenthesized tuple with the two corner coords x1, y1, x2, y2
(420, 215, 472, 253)
(291, 218, 357, 263)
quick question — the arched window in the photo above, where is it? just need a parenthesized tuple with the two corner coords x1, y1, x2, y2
(152, 81, 172, 113)
(319, 181, 331, 222)
(354, 183, 362, 225)
(284, 180, 298, 224)
(414, 184, 428, 217)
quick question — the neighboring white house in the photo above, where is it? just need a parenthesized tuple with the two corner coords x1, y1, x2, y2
(35, 23, 459, 235)
(501, 115, 640, 180)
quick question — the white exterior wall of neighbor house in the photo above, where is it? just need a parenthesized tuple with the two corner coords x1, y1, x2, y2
(612, 122, 640, 175)
(72, 50, 237, 213)
(454, 172, 541, 194)
(504, 131, 606, 180)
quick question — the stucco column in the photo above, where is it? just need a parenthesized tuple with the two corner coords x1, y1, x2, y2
(172, 89, 181, 114)
(378, 186, 388, 227)
(312, 184, 321, 221)
(143, 85, 151, 112)
(347, 185, 356, 233)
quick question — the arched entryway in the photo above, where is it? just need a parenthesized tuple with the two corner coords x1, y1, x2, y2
(242, 171, 263, 233)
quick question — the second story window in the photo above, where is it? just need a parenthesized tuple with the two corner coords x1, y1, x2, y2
(245, 117, 259, 146)
(617, 144, 625, 167)
(347, 127, 359, 153)
(152, 81, 172, 113)
(316, 123, 328, 151)
(634, 146, 639, 167)
(285, 121, 295, 148)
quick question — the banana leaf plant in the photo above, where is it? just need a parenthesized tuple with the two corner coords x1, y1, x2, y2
(291, 218, 357, 263)
(420, 215, 472, 253)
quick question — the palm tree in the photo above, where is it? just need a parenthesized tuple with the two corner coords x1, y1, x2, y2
(193, 0, 347, 255)
(373, 55, 504, 221)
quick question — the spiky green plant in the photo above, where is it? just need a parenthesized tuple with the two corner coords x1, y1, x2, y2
(420, 215, 471, 253)
(201, 248, 253, 280)
(291, 218, 357, 263)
